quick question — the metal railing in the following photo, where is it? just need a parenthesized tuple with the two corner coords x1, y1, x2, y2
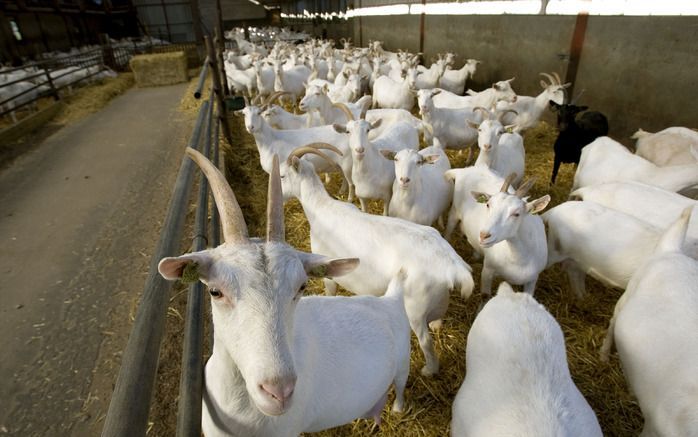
(0, 40, 199, 124)
(101, 29, 232, 437)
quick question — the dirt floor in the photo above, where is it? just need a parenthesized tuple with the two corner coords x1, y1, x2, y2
(147, 102, 644, 435)
(0, 78, 193, 436)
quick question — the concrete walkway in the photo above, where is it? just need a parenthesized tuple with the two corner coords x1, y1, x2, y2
(0, 82, 192, 436)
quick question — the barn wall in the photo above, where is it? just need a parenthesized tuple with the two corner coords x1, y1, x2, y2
(309, 14, 698, 141)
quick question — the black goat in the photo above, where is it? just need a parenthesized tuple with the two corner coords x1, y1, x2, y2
(549, 101, 609, 184)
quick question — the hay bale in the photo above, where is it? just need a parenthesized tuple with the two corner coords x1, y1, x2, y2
(129, 52, 188, 87)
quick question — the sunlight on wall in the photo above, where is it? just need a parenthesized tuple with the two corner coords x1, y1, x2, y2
(288, 0, 698, 18)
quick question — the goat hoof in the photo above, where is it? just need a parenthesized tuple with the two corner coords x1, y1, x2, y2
(420, 364, 437, 377)
(428, 319, 443, 331)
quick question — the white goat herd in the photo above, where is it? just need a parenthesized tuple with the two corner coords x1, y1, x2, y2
(160, 29, 698, 436)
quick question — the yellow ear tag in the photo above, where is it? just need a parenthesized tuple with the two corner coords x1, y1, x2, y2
(477, 195, 488, 204)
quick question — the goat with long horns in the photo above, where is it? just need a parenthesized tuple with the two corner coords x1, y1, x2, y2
(158, 149, 411, 436)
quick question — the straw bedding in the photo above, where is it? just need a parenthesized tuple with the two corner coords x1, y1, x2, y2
(222, 115, 644, 436)
(151, 77, 643, 435)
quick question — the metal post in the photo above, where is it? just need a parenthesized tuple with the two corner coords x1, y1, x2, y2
(214, 26, 229, 97)
(160, 0, 173, 42)
(43, 67, 60, 101)
(175, 93, 213, 437)
(189, 0, 205, 60)
(205, 35, 233, 146)
(101, 100, 210, 437)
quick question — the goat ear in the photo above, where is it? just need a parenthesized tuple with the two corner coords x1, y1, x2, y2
(420, 154, 440, 165)
(380, 150, 396, 160)
(526, 195, 551, 215)
(540, 80, 548, 89)
(370, 118, 382, 130)
(578, 105, 589, 111)
(471, 191, 490, 204)
(158, 251, 213, 282)
(299, 253, 360, 278)
(467, 120, 479, 130)
(333, 123, 347, 133)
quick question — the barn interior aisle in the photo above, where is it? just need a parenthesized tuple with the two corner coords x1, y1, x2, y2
(0, 82, 192, 436)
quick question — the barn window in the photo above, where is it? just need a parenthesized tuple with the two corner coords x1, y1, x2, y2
(10, 19, 22, 41)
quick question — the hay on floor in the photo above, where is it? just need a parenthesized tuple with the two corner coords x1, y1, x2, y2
(220, 117, 643, 437)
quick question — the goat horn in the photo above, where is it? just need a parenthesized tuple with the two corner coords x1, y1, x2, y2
(186, 147, 248, 244)
(266, 154, 284, 242)
(333, 102, 355, 121)
(359, 104, 369, 121)
(552, 71, 561, 85)
(514, 177, 536, 198)
(244, 95, 250, 107)
(497, 109, 518, 122)
(540, 72, 556, 85)
(304, 141, 343, 156)
(473, 106, 491, 119)
(287, 145, 341, 172)
(265, 91, 290, 106)
(500, 172, 517, 193)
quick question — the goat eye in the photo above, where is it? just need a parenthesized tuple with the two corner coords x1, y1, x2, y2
(209, 288, 223, 298)
(512, 212, 520, 218)
(295, 283, 307, 299)
(486, 203, 490, 209)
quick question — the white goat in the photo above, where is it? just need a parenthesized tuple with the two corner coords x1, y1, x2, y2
(543, 200, 698, 298)
(262, 104, 322, 130)
(241, 103, 355, 201)
(570, 181, 698, 250)
(471, 109, 525, 185)
(497, 72, 569, 132)
(273, 60, 311, 104)
(445, 165, 511, 246)
(451, 282, 603, 437)
(334, 114, 419, 214)
(159, 150, 411, 436)
(253, 60, 275, 98)
(632, 126, 698, 166)
(573, 136, 698, 194)
(0, 81, 50, 123)
(468, 174, 551, 296)
(299, 84, 371, 124)
(386, 139, 453, 227)
(225, 64, 257, 96)
(372, 69, 417, 111)
(433, 78, 517, 109)
(599, 208, 698, 437)
(438, 59, 480, 95)
(308, 72, 363, 103)
(281, 146, 475, 376)
(415, 61, 446, 90)
(417, 89, 480, 151)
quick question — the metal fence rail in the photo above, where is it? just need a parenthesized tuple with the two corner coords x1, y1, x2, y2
(101, 94, 213, 437)
(101, 30, 231, 437)
(0, 40, 199, 123)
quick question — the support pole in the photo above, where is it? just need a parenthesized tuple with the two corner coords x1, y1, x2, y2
(205, 35, 233, 146)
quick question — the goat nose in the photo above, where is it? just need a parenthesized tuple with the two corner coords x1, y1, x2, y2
(479, 231, 492, 241)
(355, 147, 365, 154)
(261, 377, 296, 404)
(483, 144, 492, 150)
(400, 177, 410, 184)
